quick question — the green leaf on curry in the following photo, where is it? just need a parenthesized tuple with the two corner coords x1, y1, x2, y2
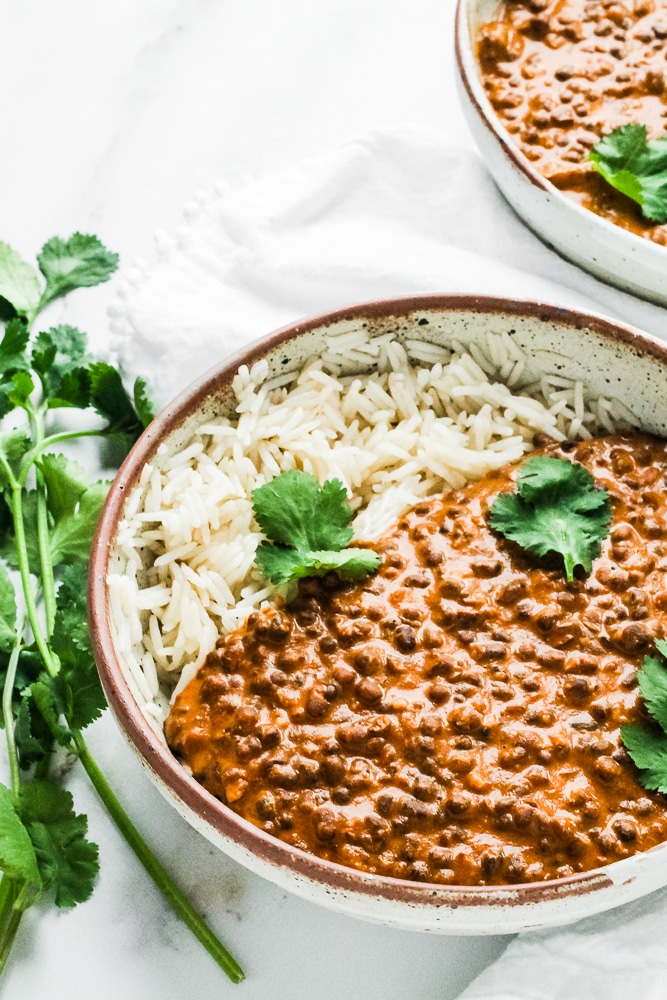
(489, 456, 611, 582)
(590, 123, 667, 223)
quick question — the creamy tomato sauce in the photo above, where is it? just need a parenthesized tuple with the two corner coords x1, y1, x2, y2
(477, 0, 667, 244)
(166, 432, 667, 886)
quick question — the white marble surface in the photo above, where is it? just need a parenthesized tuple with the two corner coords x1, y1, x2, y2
(0, 2, 517, 998)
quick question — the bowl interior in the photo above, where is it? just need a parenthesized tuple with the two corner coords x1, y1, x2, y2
(92, 295, 667, 932)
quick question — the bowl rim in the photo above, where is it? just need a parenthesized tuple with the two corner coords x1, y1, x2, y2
(89, 292, 667, 910)
(453, 0, 667, 260)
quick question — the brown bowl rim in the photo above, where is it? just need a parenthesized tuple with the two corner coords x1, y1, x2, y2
(89, 293, 667, 910)
(453, 0, 667, 257)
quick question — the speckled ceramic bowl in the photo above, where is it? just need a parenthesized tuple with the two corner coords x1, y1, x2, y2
(90, 295, 667, 934)
(455, 0, 667, 306)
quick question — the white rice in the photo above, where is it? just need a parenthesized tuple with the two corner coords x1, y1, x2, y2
(107, 327, 637, 734)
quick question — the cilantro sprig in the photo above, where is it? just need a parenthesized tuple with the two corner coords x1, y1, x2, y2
(0, 236, 243, 984)
(621, 640, 667, 794)
(0, 234, 118, 326)
(589, 124, 667, 224)
(252, 470, 380, 587)
(489, 456, 611, 582)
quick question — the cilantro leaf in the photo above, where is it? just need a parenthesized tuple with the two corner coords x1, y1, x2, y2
(0, 429, 30, 470)
(621, 644, 667, 793)
(7, 371, 34, 409)
(0, 243, 41, 319)
(20, 567, 104, 745)
(253, 471, 354, 551)
(489, 456, 611, 582)
(255, 543, 381, 585)
(590, 124, 667, 223)
(0, 389, 15, 422)
(252, 471, 380, 589)
(33, 457, 109, 565)
(0, 322, 32, 417)
(47, 366, 91, 410)
(50, 480, 109, 565)
(32, 326, 89, 398)
(0, 783, 42, 904)
(38, 453, 89, 523)
(32, 660, 105, 745)
(30, 680, 72, 747)
(15, 697, 51, 769)
(30, 331, 55, 379)
(53, 564, 93, 655)
(37, 234, 118, 307)
(50, 564, 105, 731)
(133, 377, 156, 429)
(635, 655, 667, 733)
(0, 319, 30, 378)
(621, 723, 667, 793)
(89, 362, 144, 440)
(0, 561, 17, 654)
(52, 658, 105, 733)
(18, 782, 99, 908)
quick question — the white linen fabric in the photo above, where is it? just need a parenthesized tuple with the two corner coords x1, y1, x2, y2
(111, 123, 665, 407)
(460, 884, 667, 1000)
(111, 122, 667, 1000)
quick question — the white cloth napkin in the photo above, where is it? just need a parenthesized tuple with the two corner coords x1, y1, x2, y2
(110, 122, 667, 1000)
(110, 123, 665, 408)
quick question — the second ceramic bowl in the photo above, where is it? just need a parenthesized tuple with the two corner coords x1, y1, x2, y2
(454, 0, 667, 306)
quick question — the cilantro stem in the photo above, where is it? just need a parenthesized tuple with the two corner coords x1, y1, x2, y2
(29, 408, 56, 637)
(2, 634, 23, 798)
(41, 428, 107, 448)
(0, 909, 21, 973)
(72, 731, 245, 984)
(0, 453, 16, 492)
(0, 879, 12, 927)
(35, 470, 56, 636)
(21, 429, 107, 474)
(0, 879, 20, 978)
(9, 483, 58, 678)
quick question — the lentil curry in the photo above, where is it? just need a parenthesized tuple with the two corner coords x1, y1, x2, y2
(166, 432, 667, 886)
(477, 0, 667, 245)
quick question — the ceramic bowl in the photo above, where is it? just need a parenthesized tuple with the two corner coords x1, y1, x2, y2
(454, 0, 667, 307)
(90, 294, 667, 935)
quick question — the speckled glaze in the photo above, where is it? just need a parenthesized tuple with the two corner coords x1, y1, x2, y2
(454, 0, 667, 307)
(90, 296, 667, 934)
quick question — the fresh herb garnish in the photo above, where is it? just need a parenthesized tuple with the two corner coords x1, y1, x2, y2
(252, 469, 381, 586)
(0, 236, 243, 984)
(621, 639, 667, 794)
(489, 456, 611, 582)
(589, 124, 667, 224)
(37, 233, 118, 299)
(621, 640, 667, 794)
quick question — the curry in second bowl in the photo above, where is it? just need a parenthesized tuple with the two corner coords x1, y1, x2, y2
(477, 0, 667, 244)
